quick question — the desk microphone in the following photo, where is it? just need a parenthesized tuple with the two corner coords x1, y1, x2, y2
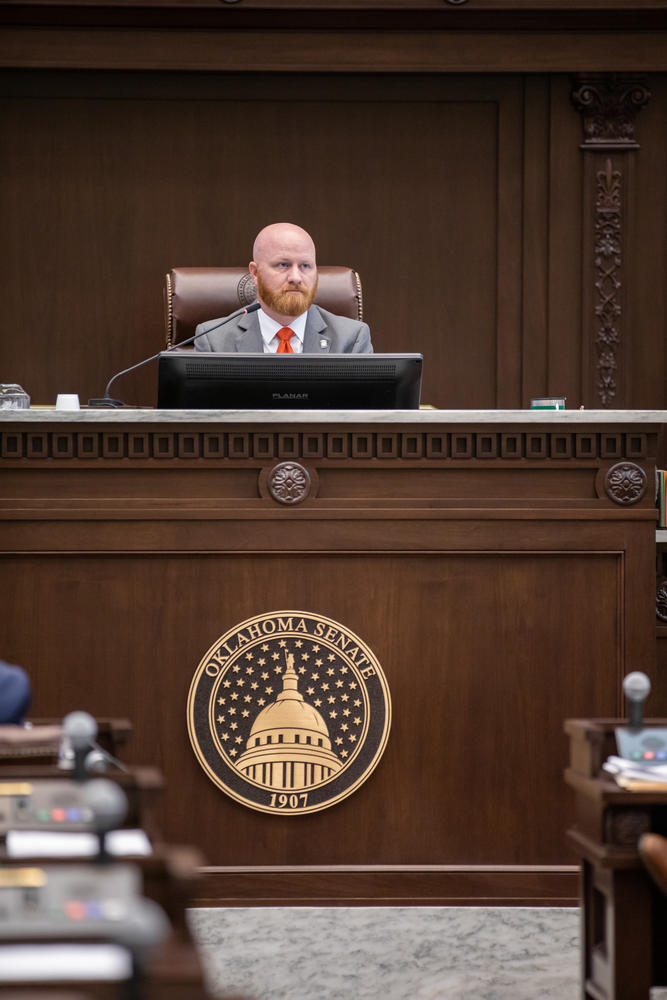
(60, 709, 129, 777)
(81, 777, 128, 862)
(612, 671, 667, 767)
(623, 671, 651, 731)
(88, 301, 261, 408)
(62, 709, 98, 782)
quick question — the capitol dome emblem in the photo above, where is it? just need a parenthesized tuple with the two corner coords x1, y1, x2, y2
(187, 611, 391, 815)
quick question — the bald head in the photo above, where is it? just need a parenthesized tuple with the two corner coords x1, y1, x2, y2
(249, 222, 318, 323)
(252, 223, 316, 266)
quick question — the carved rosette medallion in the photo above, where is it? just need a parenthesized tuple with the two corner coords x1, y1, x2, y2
(604, 462, 647, 505)
(657, 580, 667, 623)
(604, 808, 651, 847)
(268, 461, 311, 505)
(187, 611, 392, 815)
(237, 272, 257, 306)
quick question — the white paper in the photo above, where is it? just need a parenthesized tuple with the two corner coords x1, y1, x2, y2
(6, 828, 152, 858)
(603, 755, 667, 783)
(0, 943, 131, 980)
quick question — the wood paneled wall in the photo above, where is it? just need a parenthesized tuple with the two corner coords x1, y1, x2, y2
(1, 68, 666, 411)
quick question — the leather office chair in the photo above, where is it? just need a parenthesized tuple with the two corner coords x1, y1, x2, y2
(639, 832, 667, 895)
(164, 266, 363, 348)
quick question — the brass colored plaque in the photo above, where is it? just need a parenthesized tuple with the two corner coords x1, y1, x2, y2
(0, 783, 32, 796)
(187, 611, 391, 816)
(0, 868, 46, 888)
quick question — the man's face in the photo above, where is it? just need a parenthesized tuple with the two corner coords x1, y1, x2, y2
(250, 229, 318, 319)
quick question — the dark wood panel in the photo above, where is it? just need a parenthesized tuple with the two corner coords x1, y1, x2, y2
(521, 74, 550, 403)
(0, 73, 514, 410)
(0, 465, 603, 500)
(0, 551, 627, 868)
(1, 68, 666, 410)
(630, 75, 667, 409)
(545, 75, 585, 407)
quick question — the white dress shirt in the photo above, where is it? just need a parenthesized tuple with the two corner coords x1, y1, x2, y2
(258, 309, 308, 353)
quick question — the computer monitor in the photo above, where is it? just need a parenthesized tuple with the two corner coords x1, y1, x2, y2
(157, 352, 423, 410)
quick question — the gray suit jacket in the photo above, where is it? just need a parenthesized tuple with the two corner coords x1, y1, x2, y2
(194, 305, 373, 354)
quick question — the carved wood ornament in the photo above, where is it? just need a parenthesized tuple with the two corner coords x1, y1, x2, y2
(267, 461, 311, 505)
(656, 579, 667, 623)
(571, 75, 650, 151)
(604, 808, 651, 847)
(594, 159, 622, 408)
(0, 428, 649, 463)
(571, 75, 650, 408)
(604, 461, 648, 505)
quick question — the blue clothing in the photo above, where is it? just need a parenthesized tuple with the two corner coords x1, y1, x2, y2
(0, 661, 31, 724)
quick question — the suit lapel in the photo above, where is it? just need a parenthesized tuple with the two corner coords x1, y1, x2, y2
(233, 311, 263, 352)
(303, 306, 332, 353)
(230, 306, 331, 352)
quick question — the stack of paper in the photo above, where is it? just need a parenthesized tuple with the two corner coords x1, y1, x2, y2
(603, 755, 667, 789)
(0, 943, 131, 981)
(5, 828, 152, 858)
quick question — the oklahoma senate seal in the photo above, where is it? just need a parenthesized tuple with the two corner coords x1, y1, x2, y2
(187, 611, 391, 815)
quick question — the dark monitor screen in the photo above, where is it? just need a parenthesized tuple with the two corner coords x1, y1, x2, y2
(157, 352, 423, 410)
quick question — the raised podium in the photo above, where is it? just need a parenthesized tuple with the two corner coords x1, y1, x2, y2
(0, 408, 660, 906)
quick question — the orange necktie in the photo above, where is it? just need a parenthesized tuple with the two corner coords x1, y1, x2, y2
(276, 328, 295, 354)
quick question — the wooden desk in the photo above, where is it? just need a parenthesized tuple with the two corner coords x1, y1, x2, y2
(0, 764, 163, 842)
(0, 848, 213, 1000)
(565, 719, 667, 1000)
(0, 409, 660, 906)
(0, 719, 132, 766)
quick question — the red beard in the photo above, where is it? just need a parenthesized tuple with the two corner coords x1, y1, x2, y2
(256, 273, 318, 317)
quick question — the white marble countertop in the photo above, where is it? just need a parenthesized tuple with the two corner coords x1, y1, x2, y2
(0, 408, 665, 425)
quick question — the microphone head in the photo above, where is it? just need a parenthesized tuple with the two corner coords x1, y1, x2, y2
(623, 671, 651, 703)
(113, 897, 170, 955)
(63, 710, 98, 749)
(81, 777, 128, 833)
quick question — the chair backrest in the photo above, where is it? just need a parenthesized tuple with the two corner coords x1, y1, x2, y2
(639, 833, 667, 895)
(164, 266, 363, 348)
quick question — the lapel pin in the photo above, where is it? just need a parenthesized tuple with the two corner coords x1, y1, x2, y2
(320, 339, 328, 349)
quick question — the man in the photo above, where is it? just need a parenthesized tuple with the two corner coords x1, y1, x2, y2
(194, 223, 372, 354)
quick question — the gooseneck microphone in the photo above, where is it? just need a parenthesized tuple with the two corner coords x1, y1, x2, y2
(88, 301, 261, 408)
(62, 709, 98, 782)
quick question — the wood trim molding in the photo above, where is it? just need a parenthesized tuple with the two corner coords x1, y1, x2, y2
(4, 1, 667, 24)
(0, 427, 651, 463)
(193, 864, 580, 907)
(2, 27, 667, 73)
